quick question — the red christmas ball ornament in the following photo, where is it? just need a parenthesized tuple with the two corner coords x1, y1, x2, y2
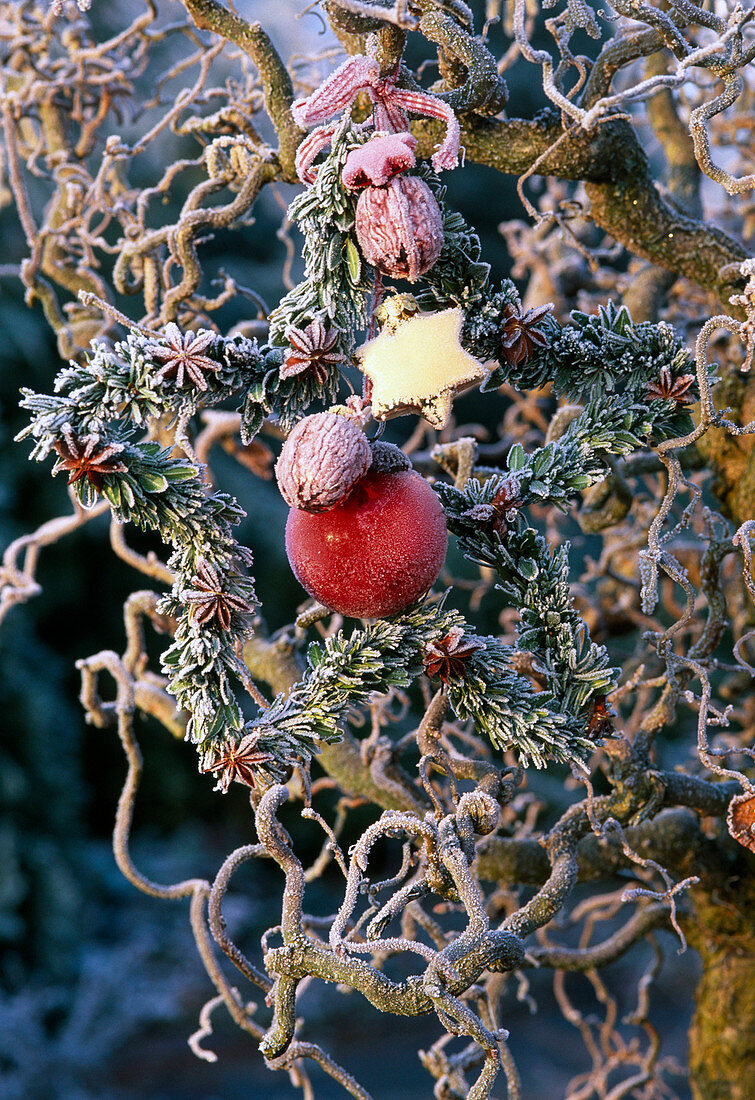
(285, 468, 448, 618)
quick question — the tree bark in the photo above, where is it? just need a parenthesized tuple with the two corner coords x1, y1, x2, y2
(686, 874, 755, 1100)
(412, 113, 750, 312)
(695, 370, 755, 526)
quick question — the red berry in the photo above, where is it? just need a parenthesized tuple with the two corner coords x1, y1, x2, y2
(285, 469, 447, 618)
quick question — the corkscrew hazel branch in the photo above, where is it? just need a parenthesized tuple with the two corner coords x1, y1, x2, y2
(255, 781, 525, 1092)
(78, 650, 376, 1098)
(417, 9, 505, 116)
(0, 496, 109, 625)
(76, 652, 264, 1046)
(593, 816, 698, 952)
(187, 993, 227, 1063)
(177, 0, 304, 181)
(524, 904, 669, 971)
(208, 844, 273, 993)
(327, 0, 419, 30)
(510, 0, 755, 206)
(641, 305, 755, 636)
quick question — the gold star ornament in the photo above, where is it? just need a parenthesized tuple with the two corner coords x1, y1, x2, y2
(354, 307, 488, 429)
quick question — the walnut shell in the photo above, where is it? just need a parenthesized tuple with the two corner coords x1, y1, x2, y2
(354, 176, 444, 282)
(275, 412, 372, 512)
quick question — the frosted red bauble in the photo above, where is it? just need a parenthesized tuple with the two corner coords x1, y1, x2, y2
(285, 469, 448, 618)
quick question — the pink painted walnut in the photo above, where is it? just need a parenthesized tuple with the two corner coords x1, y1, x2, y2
(341, 132, 444, 282)
(275, 411, 372, 513)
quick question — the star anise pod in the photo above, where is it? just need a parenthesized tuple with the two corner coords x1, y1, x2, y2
(585, 694, 616, 740)
(281, 317, 345, 385)
(461, 476, 522, 538)
(201, 731, 275, 793)
(645, 365, 695, 405)
(182, 560, 252, 630)
(423, 627, 486, 684)
(52, 424, 127, 494)
(500, 302, 552, 366)
(148, 322, 220, 391)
